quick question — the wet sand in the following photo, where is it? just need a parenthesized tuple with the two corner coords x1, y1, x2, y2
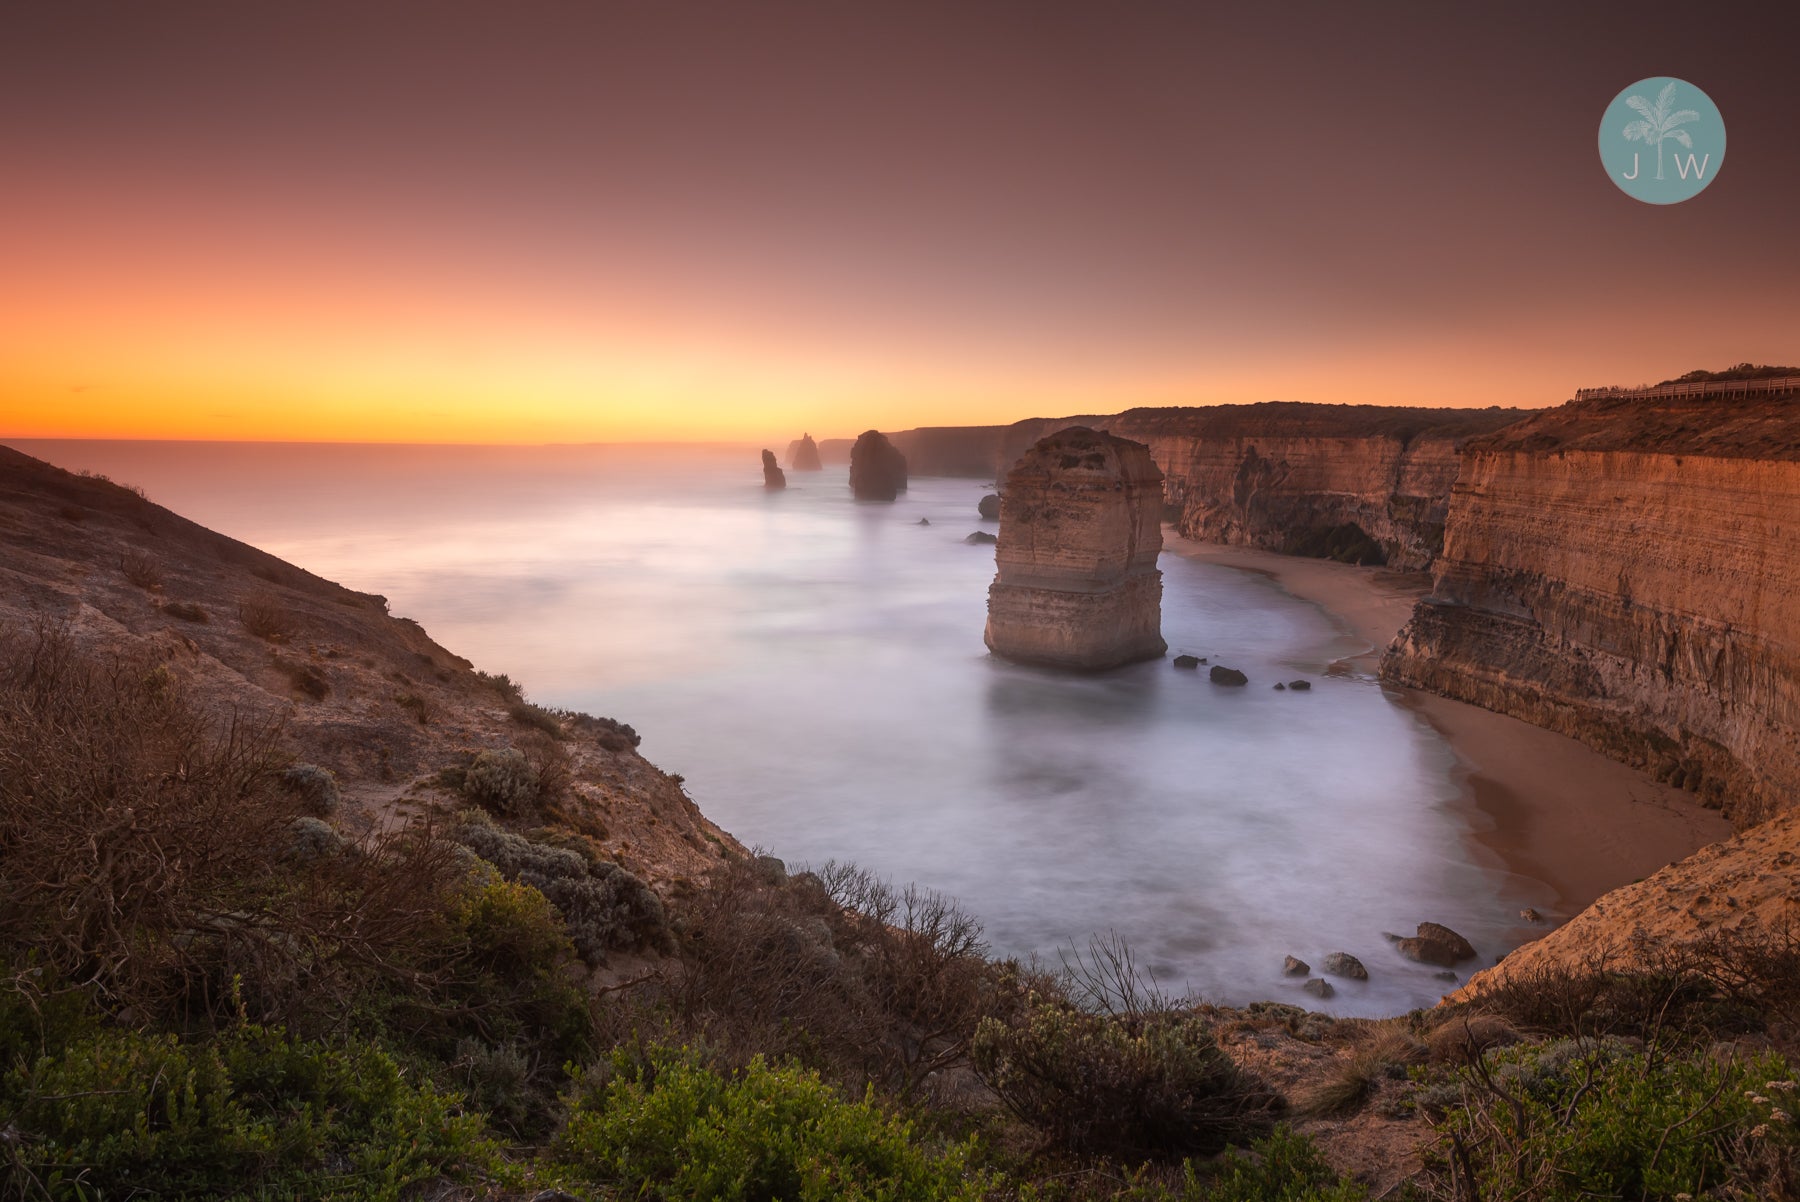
(1172, 538, 1731, 920)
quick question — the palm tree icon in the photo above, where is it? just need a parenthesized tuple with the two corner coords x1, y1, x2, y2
(1622, 81, 1700, 181)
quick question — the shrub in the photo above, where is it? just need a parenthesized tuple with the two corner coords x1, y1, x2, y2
(1189, 1125, 1370, 1201)
(162, 599, 209, 623)
(0, 623, 465, 1029)
(238, 593, 295, 642)
(1299, 1025, 1427, 1117)
(509, 701, 565, 740)
(973, 999, 1282, 1161)
(395, 690, 436, 725)
(3, 1023, 497, 1199)
(464, 748, 537, 815)
(457, 817, 671, 960)
(119, 549, 164, 590)
(283, 659, 330, 700)
(1425, 1040, 1800, 1201)
(554, 1045, 988, 1200)
(281, 763, 341, 816)
(474, 669, 524, 701)
(285, 816, 348, 863)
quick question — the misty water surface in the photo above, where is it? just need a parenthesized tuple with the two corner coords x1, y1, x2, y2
(17, 440, 1552, 1015)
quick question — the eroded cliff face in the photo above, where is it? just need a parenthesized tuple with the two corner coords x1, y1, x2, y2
(1102, 406, 1522, 570)
(875, 404, 1522, 569)
(984, 427, 1166, 670)
(1384, 393, 1800, 823)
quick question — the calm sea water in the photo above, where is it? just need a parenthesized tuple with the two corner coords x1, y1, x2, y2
(14, 440, 1551, 1014)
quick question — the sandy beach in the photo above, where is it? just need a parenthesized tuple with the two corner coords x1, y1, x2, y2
(1172, 537, 1732, 921)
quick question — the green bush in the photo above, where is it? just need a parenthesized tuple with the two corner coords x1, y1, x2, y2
(463, 747, 537, 815)
(1428, 1039, 1800, 1200)
(972, 998, 1282, 1160)
(3, 1023, 498, 1200)
(554, 1045, 987, 1201)
(280, 763, 340, 816)
(1102, 1126, 1367, 1201)
(457, 817, 671, 959)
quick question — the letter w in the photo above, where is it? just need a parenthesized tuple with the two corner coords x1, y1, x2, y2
(1674, 152, 1712, 180)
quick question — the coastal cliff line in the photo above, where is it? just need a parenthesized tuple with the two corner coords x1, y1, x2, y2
(1383, 384, 1800, 823)
(874, 404, 1521, 570)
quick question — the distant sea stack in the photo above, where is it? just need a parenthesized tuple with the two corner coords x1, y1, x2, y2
(984, 427, 1166, 670)
(849, 430, 908, 501)
(787, 433, 823, 472)
(761, 449, 787, 490)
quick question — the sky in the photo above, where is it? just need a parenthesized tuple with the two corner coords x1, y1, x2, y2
(3, 1, 1798, 444)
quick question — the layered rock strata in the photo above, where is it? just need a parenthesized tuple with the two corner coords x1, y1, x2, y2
(848, 430, 908, 501)
(1383, 388, 1800, 822)
(984, 427, 1166, 670)
(878, 404, 1523, 569)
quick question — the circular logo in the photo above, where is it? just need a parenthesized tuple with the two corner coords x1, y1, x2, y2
(1599, 77, 1725, 204)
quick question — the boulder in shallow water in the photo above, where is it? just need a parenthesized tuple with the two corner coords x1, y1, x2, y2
(849, 430, 908, 501)
(917, 518, 930, 525)
(1273, 682, 1286, 690)
(964, 531, 997, 545)
(978, 493, 1001, 520)
(761, 449, 787, 490)
(1282, 955, 1310, 976)
(1397, 921, 1477, 966)
(1289, 679, 1312, 691)
(1302, 977, 1335, 999)
(1417, 922, 1476, 958)
(1209, 665, 1249, 686)
(1322, 952, 1368, 980)
(1173, 654, 1200, 669)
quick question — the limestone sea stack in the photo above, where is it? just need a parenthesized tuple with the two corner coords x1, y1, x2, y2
(984, 427, 1166, 670)
(761, 449, 787, 490)
(849, 430, 908, 501)
(787, 433, 823, 471)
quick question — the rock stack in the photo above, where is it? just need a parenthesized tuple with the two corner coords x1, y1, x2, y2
(849, 430, 908, 501)
(787, 433, 824, 472)
(761, 449, 787, 490)
(984, 427, 1166, 670)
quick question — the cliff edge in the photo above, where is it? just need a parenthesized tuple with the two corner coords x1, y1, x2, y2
(0, 443, 742, 884)
(1383, 382, 1800, 823)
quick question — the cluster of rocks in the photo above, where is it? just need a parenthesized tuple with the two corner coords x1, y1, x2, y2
(1282, 921, 1479, 999)
(1171, 655, 1312, 692)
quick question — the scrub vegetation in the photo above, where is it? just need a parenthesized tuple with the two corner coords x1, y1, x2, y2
(4, 622, 1798, 1200)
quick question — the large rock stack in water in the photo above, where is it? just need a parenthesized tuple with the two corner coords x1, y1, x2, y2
(849, 430, 908, 501)
(984, 426, 1166, 670)
(787, 433, 823, 471)
(761, 449, 787, 489)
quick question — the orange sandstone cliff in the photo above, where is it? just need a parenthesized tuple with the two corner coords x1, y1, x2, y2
(1383, 385, 1800, 823)
(885, 404, 1523, 570)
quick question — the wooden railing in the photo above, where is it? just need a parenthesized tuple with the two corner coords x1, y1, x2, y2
(1575, 374, 1800, 401)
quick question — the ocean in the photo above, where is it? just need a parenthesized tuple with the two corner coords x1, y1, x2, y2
(15, 439, 1551, 1014)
